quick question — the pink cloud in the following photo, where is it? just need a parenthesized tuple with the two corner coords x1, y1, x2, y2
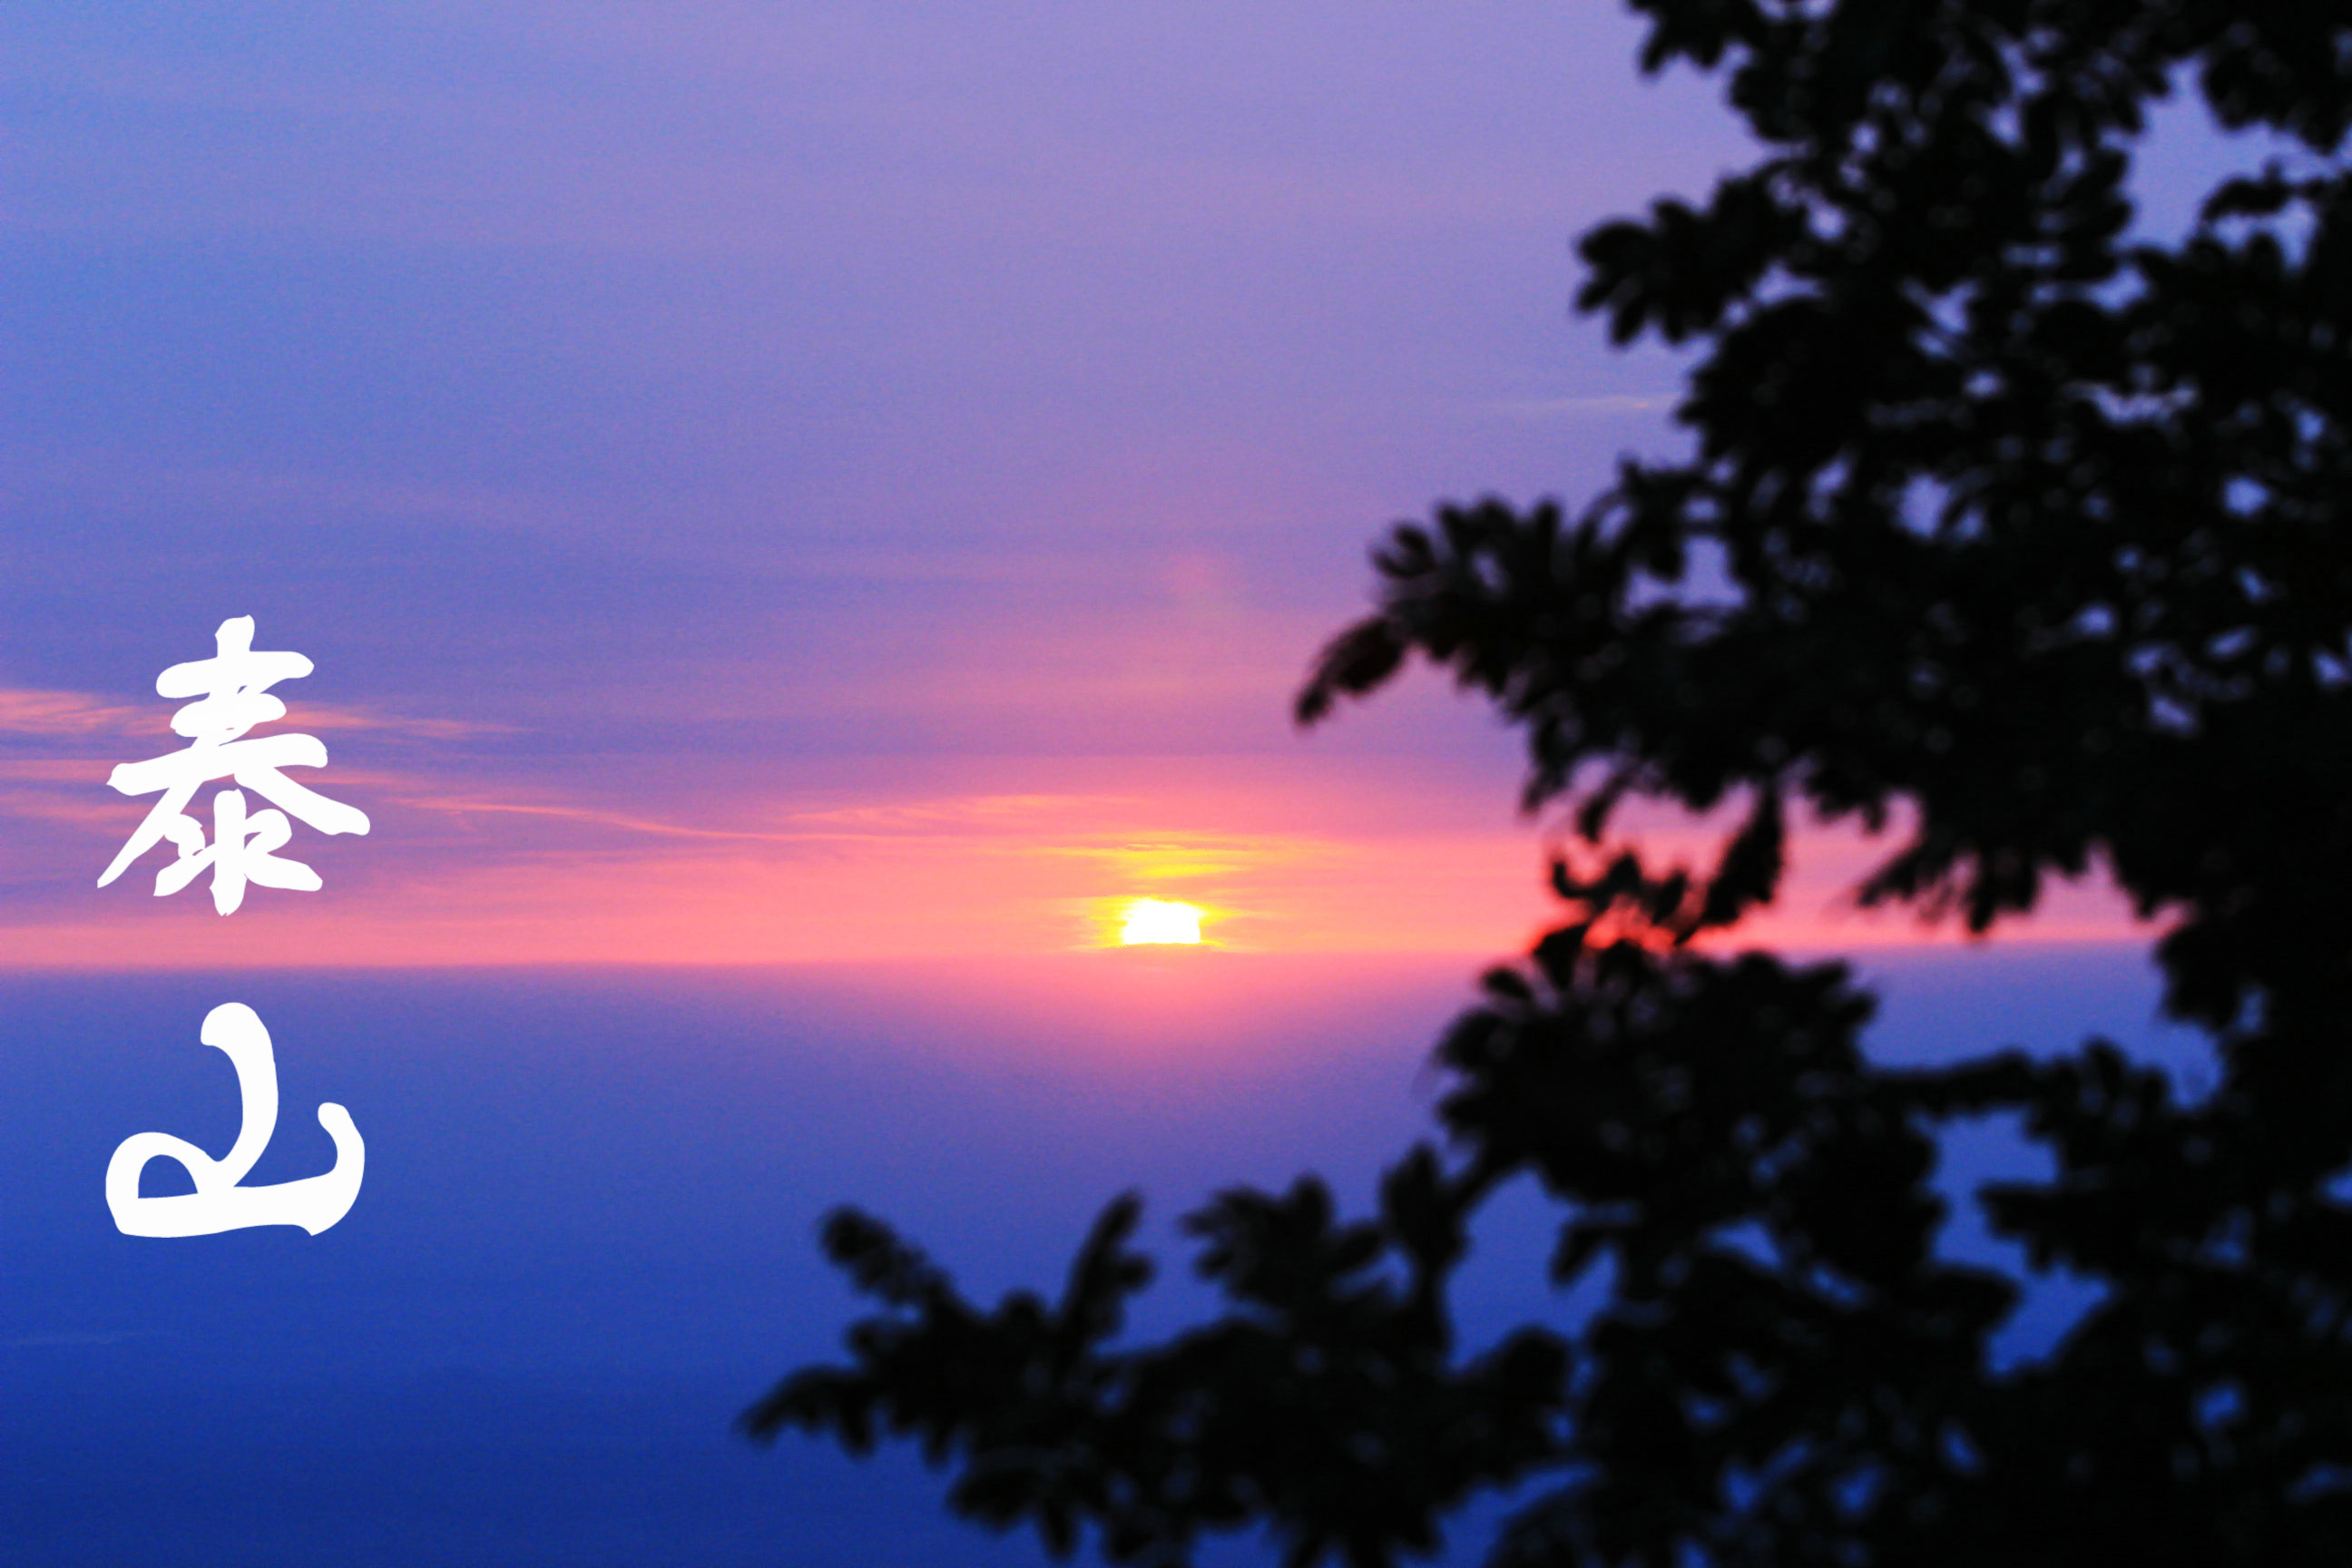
(0, 689, 162, 740)
(0, 754, 2147, 969)
(0, 686, 498, 743)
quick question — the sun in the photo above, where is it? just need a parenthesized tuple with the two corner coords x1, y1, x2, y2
(1118, 898, 1203, 946)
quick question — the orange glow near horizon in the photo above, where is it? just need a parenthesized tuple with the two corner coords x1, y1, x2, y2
(0, 753, 2152, 970)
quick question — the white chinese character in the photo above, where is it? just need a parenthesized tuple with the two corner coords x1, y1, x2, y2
(105, 1002, 364, 1238)
(97, 616, 370, 914)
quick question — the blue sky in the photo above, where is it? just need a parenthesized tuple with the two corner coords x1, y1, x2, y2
(4, 948, 2200, 1565)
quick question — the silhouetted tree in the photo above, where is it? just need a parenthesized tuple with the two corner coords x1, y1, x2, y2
(745, 4, 2352, 1563)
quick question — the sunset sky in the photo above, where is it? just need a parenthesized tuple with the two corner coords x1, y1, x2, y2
(0, 1, 2209, 966)
(3, 6, 2241, 1563)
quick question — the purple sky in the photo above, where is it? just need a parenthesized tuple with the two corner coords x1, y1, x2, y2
(0, 3, 2235, 961)
(0, 3, 1746, 961)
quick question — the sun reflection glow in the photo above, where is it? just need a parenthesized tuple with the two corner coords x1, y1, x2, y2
(1118, 898, 1203, 945)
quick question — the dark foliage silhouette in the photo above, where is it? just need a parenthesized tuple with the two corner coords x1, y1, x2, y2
(745, 3, 2352, 1563)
